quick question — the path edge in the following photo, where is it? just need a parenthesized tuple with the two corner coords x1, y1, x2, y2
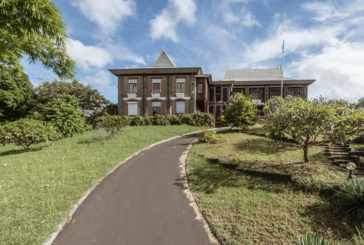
(185, 141, 227, 245)
(43, 127, 229, 245)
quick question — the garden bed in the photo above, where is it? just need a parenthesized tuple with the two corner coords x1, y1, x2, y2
(0, 125, 198, 244)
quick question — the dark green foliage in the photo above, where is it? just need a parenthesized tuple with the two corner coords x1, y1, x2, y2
(152, 114, 170, 126)
(289, 233, 330, 245)
(143, 117, 153, 125)
(0, 0, 76, 78)
(120, 116, 132, 126)
(191, 112, 215, 127)
(130, 116, 144, 126)
(181, 114, 193, 125)
(43, 95, 88, 137)
(0, 119, 60, 150)
(32, 79, 109, 114)
(336, 179, 364, 220)
(170, 115, 182, 125)
(223, 94, 258, 129)
(95, 115, 127, 143)
(0, 65, 34, 121)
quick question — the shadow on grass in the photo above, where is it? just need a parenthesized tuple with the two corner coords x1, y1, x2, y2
(188, 155, 292, 194)
(233, 138, 299, 155)
(77, 138, 100, 145)
(0, 146, 48, 157)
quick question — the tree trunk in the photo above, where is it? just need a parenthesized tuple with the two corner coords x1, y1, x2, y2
(303, 146, 309, 163)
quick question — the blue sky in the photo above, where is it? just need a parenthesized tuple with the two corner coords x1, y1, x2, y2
(22, 0, 364, 103)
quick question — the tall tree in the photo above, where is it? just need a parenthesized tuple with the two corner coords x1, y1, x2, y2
(0, 0, 75, 79)
(0, 64, 34, 122)
(32, 79, 109, 115)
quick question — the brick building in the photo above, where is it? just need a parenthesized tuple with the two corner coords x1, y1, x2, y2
(109, 50, 316, 122)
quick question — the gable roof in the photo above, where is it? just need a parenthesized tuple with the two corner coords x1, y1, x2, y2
(225, 68, 287, 81)
(152, 50, 176, 68)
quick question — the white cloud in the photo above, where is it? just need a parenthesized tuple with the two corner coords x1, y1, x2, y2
(149, 0, 197, 42)
(84, 70, 113, 86)
(291, 42, 364, 101)
(240, 9, 261, 27)
(72, 0, 136, 36)
(66, 38, 145, 71)
(66, 39, 113, 71)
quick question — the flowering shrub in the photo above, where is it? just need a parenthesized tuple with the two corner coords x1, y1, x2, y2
(198, 129, 222, 144)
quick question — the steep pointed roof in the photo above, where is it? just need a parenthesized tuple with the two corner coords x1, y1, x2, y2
(152, 50, 176, 68)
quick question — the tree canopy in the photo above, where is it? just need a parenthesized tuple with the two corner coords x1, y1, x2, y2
(0, 64, 34, 121)
(0, 0, 75, 79)
(263, 96, 364, 163)
(223, 94, 258, 130)
(32, 79, 109, 114)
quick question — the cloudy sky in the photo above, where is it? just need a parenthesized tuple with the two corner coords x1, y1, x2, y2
(23, 0, 364, 103)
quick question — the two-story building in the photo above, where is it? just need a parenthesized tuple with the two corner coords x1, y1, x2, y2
(109, 50, 316, 122)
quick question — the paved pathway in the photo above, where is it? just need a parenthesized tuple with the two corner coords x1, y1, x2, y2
(53, 134, 214, 245)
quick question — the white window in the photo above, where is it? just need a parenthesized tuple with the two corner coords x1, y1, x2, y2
(152, 79, 161, 93)
(128, 102, 138, 116)
(176, 78, 185, 93)
(176, 101, 185, 114)
(129, 79, 137, 93)
(197, 83, 203, 94)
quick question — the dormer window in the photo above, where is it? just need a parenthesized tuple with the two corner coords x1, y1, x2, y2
(152, 79, 161, 93)
(176, 78, 185, 93)
(128, 79, 137, 93)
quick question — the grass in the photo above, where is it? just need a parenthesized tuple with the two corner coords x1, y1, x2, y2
(194, 130, 347, 185)
(187, 153, 359, 244)
(0, 125, 198, 244)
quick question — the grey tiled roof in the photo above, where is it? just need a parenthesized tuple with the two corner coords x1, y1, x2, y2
(225, 68, 291, 81)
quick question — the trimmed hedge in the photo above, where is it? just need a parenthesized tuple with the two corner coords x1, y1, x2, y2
(101, 113, 215, 127)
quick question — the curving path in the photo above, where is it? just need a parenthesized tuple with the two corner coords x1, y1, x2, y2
(52, 133, 215, 245)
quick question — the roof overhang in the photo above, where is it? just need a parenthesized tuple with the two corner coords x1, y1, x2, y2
(109, 67, 202, 76)
(211, 79, 316, 86)
(195, 74, 212, 84)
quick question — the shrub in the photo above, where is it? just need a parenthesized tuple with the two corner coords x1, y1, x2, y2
(44, 94, 88, 137)
(130, 116, 144, 126)
(181, 114, 193, 125)
(335, 179, 364, 220)
(120, 116, 132, 126)
(143, 117, 153, 125)
(153, 114, 170, 126)
(192, 112, 215, 127)
(289, 233, 330, 245)
(220, 115, 228, 127)
(0, 119, 60, 150)
(198, 128, 222, 144)
(223, 94, 258, 130)
(170, 115, 182, 125)
(95, 115, 127, 143)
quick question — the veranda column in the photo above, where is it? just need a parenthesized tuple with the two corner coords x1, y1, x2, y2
(118, 75, 123, 116)
(190, 74, 196, 113)
(166, 75, 170, 115)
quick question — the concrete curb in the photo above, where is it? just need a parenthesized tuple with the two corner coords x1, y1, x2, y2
(43, 127, 229, 245)
(185, 134, 229, 245)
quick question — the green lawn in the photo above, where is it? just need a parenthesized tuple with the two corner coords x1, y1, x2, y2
(194, 131, 346, 185)
(0, 125, 197, 244)
(187, 153, 359, 245)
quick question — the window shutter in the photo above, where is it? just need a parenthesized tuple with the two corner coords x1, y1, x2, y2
(152, 102, 161, 107)
(176, 101, 185, 114)
(128, 103, 138, 116)
(129, 79, 137, 83)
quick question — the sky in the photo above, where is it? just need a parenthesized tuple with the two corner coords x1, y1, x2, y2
(22, 0, 364, 103)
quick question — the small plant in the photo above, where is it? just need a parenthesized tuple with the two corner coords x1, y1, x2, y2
(0, 119, 61, 150)
(289, 233, 330, 245)
(335, 179, 364, 220)
(95, 115, 126, 143)
(198, 128, 222, 144)
(354, 224, 364, 245)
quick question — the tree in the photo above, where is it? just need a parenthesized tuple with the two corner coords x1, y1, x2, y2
(0, 119, 60, 150)
(263, 96, 364, 163)
(32, 79, 109, 115)
(0, 65, 34, 121)
(223, 94, 258, 130)
(356, 97, 364, 110)
(44, 94, 88, 137)
(0, 0, 75, 79)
